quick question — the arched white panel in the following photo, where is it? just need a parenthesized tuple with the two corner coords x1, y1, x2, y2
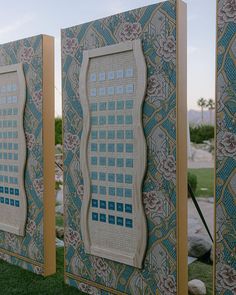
(80, 40, 147, 268)
(0, 63, 27, 236)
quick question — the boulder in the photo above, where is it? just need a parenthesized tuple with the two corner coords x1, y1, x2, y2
(56, 226, 64, 239)
(188, 279, 206, 295)
(56, 238, 64, 248)
(188, 235, 212, 258)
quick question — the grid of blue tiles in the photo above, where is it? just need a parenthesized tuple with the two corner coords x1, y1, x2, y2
(88, 68, 135, 229)
(0, 82, 20, 208)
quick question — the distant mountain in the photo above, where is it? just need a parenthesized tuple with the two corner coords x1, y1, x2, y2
(188, 109, 215, 126)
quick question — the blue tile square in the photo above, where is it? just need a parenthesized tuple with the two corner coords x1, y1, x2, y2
(0, 186, 3, 193)
(126, 144, 133, 153)
(117, 217, 124, 226)
(117, 144, 124, 153)
(116, 174, 124, 183)
(15, 200, 20, 207)
(126, 159, 133, 168)
(91, 116, 98, 125)
(100, 214, 106, 223)
(10, 199, 14, 206)
(117, 130, 124, 139)
(99, 143, 106, 152)
(100, 200, 106, 209)
(125, 100, 134, 109)
(91, 171, 98, 180)
(92, 199, 98, 208)
(99, 116, 106, 125)
(91, 157, 97, 165)
(108, 158, 115, 166)
(99, 102, 106, 111)
(109, 187, 115, 196)
(108, 173, 115, 182)
(116, 188, 123, 197)
(108, 215, 115, 224)
(91, 131, 98, 139)
(117, 158, 124, 167)
(91, 185, 98, 194)
(5, 187, 8, 194)
(126, 130, 133, 139)
(5, 198, 9, 205)
(125, 204, 132, 213)
(14, 144, 18, 150)
(107, 130, 115, 139)
(117, 203, 124, 212)
(108, 101, 115, 110)
(117, 101, 124, 110)
(125, 218, 133, 228)
(91, 143, 97, 152)
(0, 197, 4, 203)
(100, 186, 106, 195)
(99, 130, 106, 139)
(117, 115, 124, 125)
(108, 201, 115, 210)
(125, 115, 133, 124)
(108, 144, 115, 153)
(99, 172, 106, 181)
(99, 157, 106, 166)
(15, 189, 19, 196)
(92, 212, 98, 221)
(125, 189, 132, 198)
(125, 175, 133, 184)
(10, 188, 14, 195)
(108, 115, 115, 125)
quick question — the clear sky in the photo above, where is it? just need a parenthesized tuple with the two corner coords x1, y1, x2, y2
(0, 0, 216, 116)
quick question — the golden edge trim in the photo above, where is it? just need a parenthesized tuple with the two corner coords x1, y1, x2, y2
(65, 272, 127, 295)
(42, 35, 56, 277)
(176, 1, 188, 294)
(0, 247, 44, 268)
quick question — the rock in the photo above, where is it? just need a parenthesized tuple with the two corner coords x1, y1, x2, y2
(188, 279, 206, 295)
(56, 189, 63, 205)
(188, 235, 212, 258)
(56, 226, 64, 239)
(56, 205, 63, 215)
(56, 238, 64, 248)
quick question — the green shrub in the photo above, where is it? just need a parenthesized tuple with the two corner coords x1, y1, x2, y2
(55, 117, 62, 145)
(190, 125, 214, 144)
(188, 172, 197, 194)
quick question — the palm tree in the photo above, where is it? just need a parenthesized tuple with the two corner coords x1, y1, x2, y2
(197, 97, 207, 123)
(206, 98, 215, 125)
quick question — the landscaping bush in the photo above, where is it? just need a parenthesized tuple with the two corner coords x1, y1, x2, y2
(188, 172, 197, 194)
(55, 117, 62, 145)
(190, 125, 214, 144)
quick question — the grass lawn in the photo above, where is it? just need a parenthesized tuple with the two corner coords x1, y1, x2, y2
(0, 248, 83, 295)
(188, 261, 213, 295)
(188, 168, 214, 197)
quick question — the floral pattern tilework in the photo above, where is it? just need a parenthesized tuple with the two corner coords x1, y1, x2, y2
(216, 1, 236, 294)
(0, 36, 45, 274)
(62, 1, 179, 294)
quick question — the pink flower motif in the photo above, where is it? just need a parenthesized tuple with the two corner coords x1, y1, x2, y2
(147, 75, 166, 103)
(63, 38, 79, 56)
(64, 228, 81, 248)
(32, 90, 42, 110)
(33, 266, 44, 275)
(77, 184, 84, 198)
(160, 155, 176, 181)
(156, 36, 176, 62)
(119, 22, 141, 41)
(33, 178, 44, 195)
(218, 131, 236, 157)
(26, 219, 36, 236)
(91, 256, 111, 278)
(217, 263, 236, 292)
(25, 132, 35, 150)
(78, 283, 99, 295)
(143, 191, 164, 215)
(218, 0, 236, 27)
(159, 274, 177, 295)
(64, 133, 80, 152)
(5, 232, 16, 249)
(20, 47, 34, 63)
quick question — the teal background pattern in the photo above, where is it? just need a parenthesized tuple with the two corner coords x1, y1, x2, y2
(62, 1, 180, 294)
(0, 35, 45, 274)
(216, 1, 236, 294)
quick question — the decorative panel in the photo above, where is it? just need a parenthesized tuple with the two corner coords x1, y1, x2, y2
(0, 64, 26, 236)
(0, 35, 55, 276)
(80, 40, 147, 268)
(215, 0, 236, 294)
(62, 0, 187, 294)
